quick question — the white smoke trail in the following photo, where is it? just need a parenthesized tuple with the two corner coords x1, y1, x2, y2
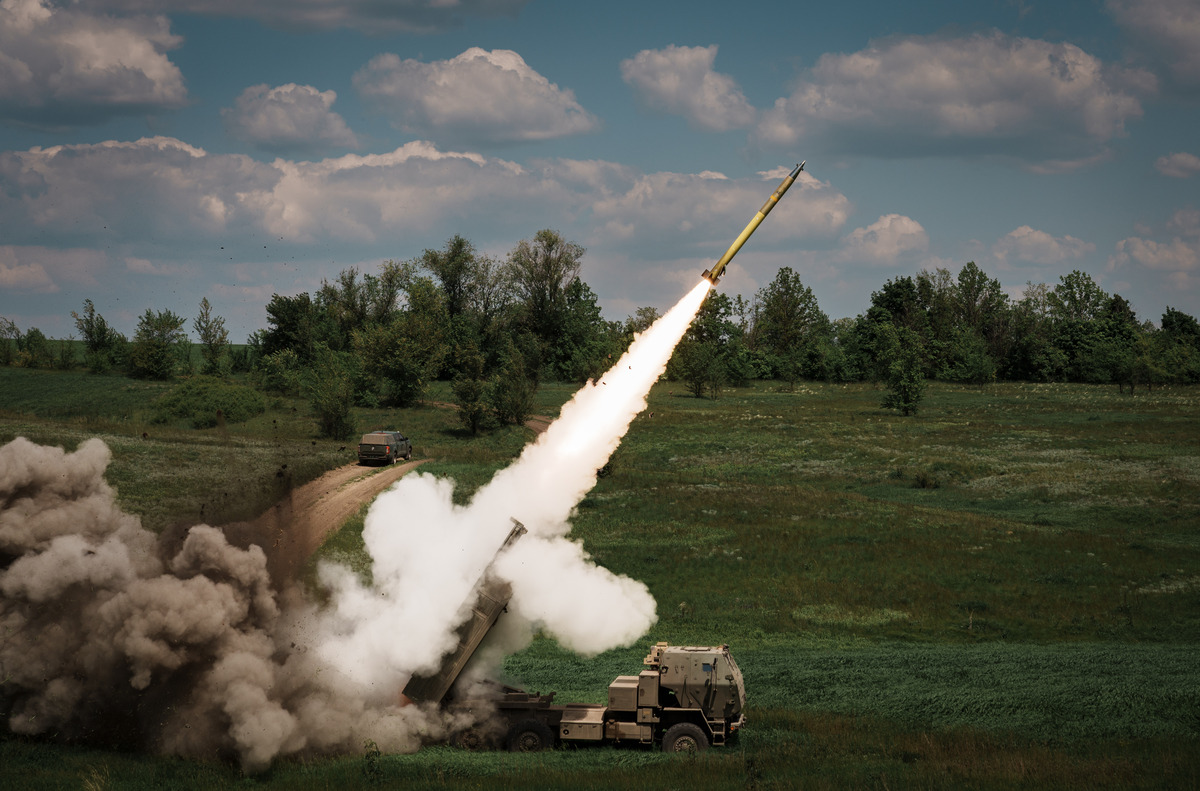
(0, 278, 713, 769)
(313, 279, 713, 688)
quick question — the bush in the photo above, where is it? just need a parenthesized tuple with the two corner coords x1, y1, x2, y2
(153, 376, 267, 428)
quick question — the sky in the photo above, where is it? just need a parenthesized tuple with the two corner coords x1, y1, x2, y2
(0, 0, 1197, 341)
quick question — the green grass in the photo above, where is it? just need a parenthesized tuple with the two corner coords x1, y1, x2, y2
(3, 371, 1199, 788)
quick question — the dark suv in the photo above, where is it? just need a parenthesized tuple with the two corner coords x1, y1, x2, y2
(357, 431, 412, 465)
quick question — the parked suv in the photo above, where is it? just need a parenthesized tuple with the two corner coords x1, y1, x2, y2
(357, 431, 412, 465)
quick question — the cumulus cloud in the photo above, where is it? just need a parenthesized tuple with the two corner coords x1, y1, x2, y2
(584, 167, 850, 250)
(992, 226, 1096, 266)
(0, 137, 278, 241)
(0, 0, 186, 128)
(1109, 208, 1200, 291)
(0, 136, 852, 321)
(0, 250, 55, 292)
(619, 45, 755, 131)
(1155, 152, 1200, 178)
(354, 47, 599, 146)
(84, 0, 530, 34)
(837, 214, 929, 265)
(1108, 0, 1200, 90)
(222, 84, 359, 153)
(755, 31, 1150, 166)
(0, 245, 114, 292)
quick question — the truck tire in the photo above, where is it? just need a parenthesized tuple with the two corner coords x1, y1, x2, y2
(451, 728, 488, 750)
(662, 722, 708, 753)
(507, 719, 554, 752)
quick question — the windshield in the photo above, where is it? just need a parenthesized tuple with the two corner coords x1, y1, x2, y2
(361, 434, 389, 444)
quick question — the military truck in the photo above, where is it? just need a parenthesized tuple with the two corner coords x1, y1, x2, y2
(402, 521, 747, 753)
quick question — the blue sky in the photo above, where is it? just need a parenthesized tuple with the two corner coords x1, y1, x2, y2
(1, 0, 1197, 340)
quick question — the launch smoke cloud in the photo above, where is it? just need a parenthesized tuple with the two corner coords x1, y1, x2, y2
(0, 278, 712, 769)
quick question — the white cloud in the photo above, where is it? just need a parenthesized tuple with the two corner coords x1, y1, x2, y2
(1155, 152, 1200, 178)
(1110, 236, 1199, 289)
(755, 32, 1149, 166)
(0, 137, 276, 240)
(838, 214, 929, 265)
(619, 45, 755, 132)
(0, 245, 114, 292)
(1108, 0, 1200, 90)
(0, 250, 55, 292)
(0, 0, 186, 128)
(992, 226, 1095, 266)
(73, 0, 531, 34)
(222, 84, 358, 152)
(584, 168, 851, 250)
(353, 48, 599, 146)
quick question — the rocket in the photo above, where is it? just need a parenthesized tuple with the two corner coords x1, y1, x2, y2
(702, 161, 805, 284)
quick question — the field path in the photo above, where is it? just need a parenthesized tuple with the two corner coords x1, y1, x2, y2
(249, 459, 429, 584)
(245, 408, 553, 585)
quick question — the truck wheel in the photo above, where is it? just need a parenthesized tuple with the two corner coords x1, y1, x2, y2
(507, 719, 554, 752)
(662, 722, 708, 753)
(451, 728, 487, 750)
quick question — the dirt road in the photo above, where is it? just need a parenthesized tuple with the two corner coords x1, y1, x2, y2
(238, 412, 551, 586)
(245, 459, 429, 585)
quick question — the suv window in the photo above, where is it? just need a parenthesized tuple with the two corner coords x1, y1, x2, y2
(361, 433, 390, 444)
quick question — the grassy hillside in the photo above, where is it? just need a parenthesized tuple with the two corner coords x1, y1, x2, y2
(2, 369, 1198, 789)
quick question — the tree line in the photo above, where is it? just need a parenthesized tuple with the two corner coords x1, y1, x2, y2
(4, 231, 1199, 433)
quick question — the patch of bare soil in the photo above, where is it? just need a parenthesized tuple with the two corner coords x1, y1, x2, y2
(524, 416, 551, 434)
(220, 459, 428, 586)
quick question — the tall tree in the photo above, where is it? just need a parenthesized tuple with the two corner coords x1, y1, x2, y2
(354, 277, 447, 407)
(193, 297, 230, 375)
(420, 235, 480, 320)
(129, 309, 187, 380)
(1048, 270, 1110, 381)
(506, 229, 584, 351)
(672, 291, 741, 398)
(71, 299, 126, 373)
(750, 266, 831, 383)
(0, 317, 17, 366)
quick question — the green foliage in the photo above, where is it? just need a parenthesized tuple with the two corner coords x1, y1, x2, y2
(153, 376, 267, 428)
(192, 297, 230, 376)
(129, 308, 187, 380)
(750, 266, 832, 381)
(306, 344, 358, 440)
(354, 281, 447, 407)
(670, 291, 743, 398)
(71, 299, 127, 373)
(506, 229, 584, 346)
(257, 348, 303, 396)
(489, 338, 537, 425)
(451, 346, 494, 435)
(0, 316, 17, 366)
(15, 327, 52, 368)
(5, 373, 1200, 788)
(881, 326, 926, 414)
(937, 327, 995, 386)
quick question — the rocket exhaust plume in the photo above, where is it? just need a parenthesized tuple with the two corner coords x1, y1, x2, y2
(1, 165, 797, 769)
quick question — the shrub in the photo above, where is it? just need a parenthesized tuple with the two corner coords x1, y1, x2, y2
(153, 376, 267, 428)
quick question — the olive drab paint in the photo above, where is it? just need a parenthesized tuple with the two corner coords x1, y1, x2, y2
(702, 160, 805, 284)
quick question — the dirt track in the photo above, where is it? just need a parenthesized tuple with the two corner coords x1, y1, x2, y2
(249, 459, 428, 584)
(244, 412, 551, 585)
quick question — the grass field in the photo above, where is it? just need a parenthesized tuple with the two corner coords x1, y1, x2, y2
(2, 368, 1198, 789)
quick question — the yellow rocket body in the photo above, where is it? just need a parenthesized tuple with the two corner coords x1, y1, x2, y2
(702, 161, 805, 284)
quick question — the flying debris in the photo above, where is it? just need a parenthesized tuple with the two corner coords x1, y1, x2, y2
(702, 161, 805, 284)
